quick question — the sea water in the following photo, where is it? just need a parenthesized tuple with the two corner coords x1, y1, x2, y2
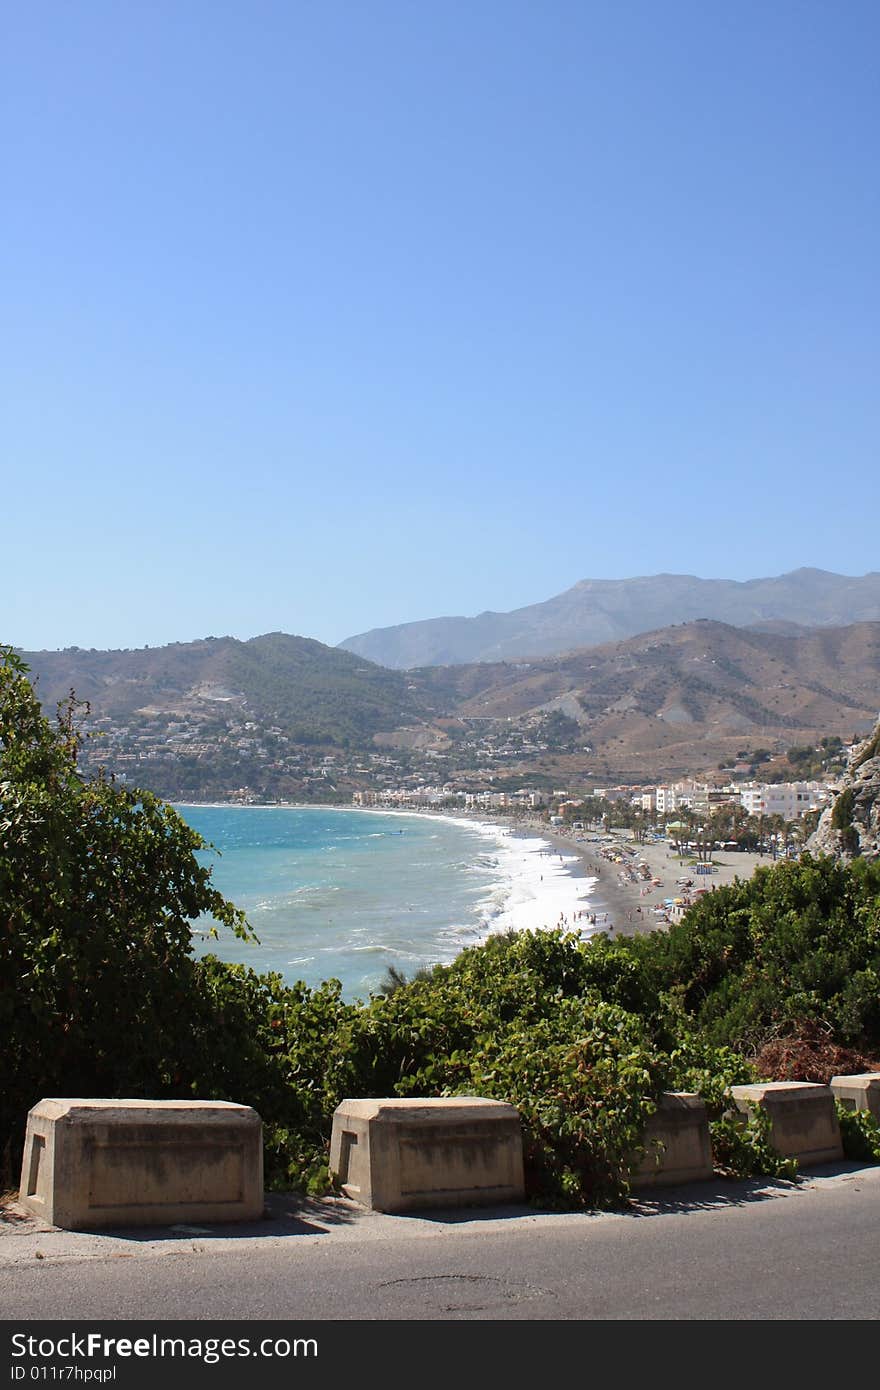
(179, 805, 598, 1002)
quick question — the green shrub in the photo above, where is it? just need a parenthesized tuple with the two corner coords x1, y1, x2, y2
(709, 1105, 799, 1181)
(0, 647, 278, 1183)
(836, 1104, 880, 1163)
(636, 855, 880, 1050)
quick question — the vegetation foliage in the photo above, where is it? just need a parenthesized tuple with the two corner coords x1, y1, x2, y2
(836, 1104, 880, 1164)
(2, 646, 879, 1202)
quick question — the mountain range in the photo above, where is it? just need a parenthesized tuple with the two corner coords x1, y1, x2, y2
(18, 618, 880, 790)
(340, 569, 880, 668)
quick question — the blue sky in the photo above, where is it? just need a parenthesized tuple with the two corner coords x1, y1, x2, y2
(5, 1, 878, 652)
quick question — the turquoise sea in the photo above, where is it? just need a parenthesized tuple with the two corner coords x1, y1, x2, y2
(179, 805, 595, 1001)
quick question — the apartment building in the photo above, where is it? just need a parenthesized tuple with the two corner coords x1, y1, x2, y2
(737, 782, 826, 820)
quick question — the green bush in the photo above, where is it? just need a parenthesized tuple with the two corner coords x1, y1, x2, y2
(268, 931, 674, 1205)
(836, 1104, 880, 1163)
(0, 647, 278, 1182)
(709, 1106, 798, 1181)
(639, 855, 880, 1051)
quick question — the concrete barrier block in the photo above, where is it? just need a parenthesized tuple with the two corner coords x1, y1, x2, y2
(18, 1099, 264, 1230)
(329, 1097, 525, 1213)
(730, 1082, 843, 1166)
(829, 1073, 880, 1123)
(628, 1092, 714, 1188)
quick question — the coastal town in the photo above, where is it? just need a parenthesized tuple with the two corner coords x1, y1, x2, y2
(352, 773, 837, 823)
(72, 702, 849, 826)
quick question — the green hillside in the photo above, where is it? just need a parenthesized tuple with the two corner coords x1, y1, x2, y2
(22, 632, 432, 749)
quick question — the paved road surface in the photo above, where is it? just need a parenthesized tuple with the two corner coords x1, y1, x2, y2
(2, 1163, 878, 1322)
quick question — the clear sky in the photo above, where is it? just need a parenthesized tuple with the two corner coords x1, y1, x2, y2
(4, 1, 879, 653)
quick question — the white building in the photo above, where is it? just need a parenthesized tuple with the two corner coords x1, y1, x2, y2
(656, 782, 708, 813)
(737, 782, 825, 820)
(655, 786, 680, 814)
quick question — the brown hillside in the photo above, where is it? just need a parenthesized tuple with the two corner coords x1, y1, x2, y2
(413, 620, 880, 778)
(15, 620, 879, 787)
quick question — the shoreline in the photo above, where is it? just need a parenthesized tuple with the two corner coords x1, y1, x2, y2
(503, 821, 782, 936)
(176, 802, 608, 959)
(484, 817, 643, 938)
(176, 800, 778, 950)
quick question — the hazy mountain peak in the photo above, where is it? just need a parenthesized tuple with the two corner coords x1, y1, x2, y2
(339, 570, 880, 669)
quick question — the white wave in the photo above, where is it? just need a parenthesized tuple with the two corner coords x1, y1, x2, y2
(345, 805, 604, 944)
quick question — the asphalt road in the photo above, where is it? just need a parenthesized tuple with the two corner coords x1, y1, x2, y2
(2, 1163, 879, 1322)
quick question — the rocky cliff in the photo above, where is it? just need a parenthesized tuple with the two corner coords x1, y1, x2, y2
(809, 718, 880, 860)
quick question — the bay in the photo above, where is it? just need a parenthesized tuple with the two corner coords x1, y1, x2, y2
(179, 804, 596, 1001)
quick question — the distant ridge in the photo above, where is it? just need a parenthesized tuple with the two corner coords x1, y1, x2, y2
(15, 619, 880, 792)
(339, 569, 880, 669)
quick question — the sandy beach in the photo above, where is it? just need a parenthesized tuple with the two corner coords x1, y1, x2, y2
(496, 817, 780, 939)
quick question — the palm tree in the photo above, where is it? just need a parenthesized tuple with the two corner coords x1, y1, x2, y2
(766, 813, 787, 860)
